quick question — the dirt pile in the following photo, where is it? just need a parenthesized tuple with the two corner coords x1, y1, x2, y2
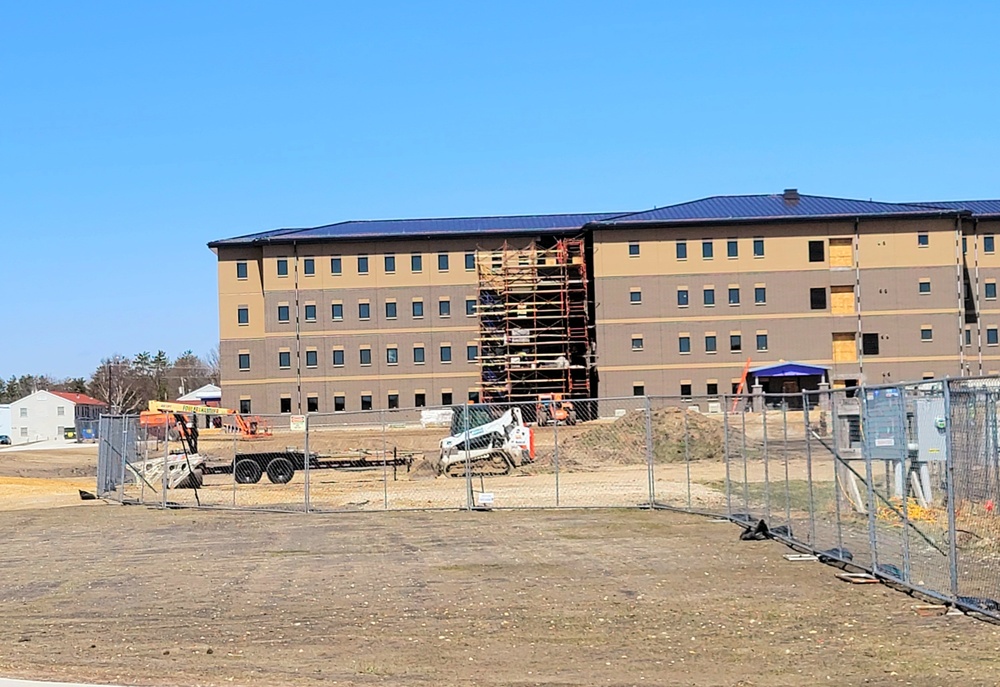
(559, 408, 759, 470)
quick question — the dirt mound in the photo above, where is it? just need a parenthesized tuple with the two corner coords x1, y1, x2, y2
(559, 408, 758, 470)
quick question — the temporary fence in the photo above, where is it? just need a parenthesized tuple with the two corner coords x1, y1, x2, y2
(96, 380, 1000, 620)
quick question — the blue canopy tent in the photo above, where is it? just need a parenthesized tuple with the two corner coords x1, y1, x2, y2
(749, 362, 829, 407)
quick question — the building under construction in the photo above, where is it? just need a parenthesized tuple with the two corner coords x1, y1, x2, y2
(475, 238, 595, 404)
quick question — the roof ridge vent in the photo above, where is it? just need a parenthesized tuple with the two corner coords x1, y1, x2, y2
(783, 188, 800, 202)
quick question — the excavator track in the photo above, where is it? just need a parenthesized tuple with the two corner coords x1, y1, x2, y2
(444, 451, 513, 478)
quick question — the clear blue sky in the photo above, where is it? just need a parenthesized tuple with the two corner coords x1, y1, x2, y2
(2, 1, 998, 379)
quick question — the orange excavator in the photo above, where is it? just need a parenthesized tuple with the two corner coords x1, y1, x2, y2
(139, 401, 272, 439)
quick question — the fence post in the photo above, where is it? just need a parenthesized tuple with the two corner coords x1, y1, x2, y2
(553, 410, 560, 507)
(303, 414, 311, 513)
(782, 400, 791, 530)
(464, 403, 473, 511)
(162, 420, 169, 509)
(380, 408, 389, 511)
(831, 389, 844, 553)
(762, 402, 771, 523)
(943, 380, 959, 599)
(723, 395, 732, 517)
(862, 387, 880, 573)
(684, 406, 692, 510)
(741, 405, 750, 516)
(802, 391, 816, 545)
(645, 395, 655, 506)
(119, 416, 128, 503)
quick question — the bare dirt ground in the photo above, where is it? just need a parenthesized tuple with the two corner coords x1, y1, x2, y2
(0, 445, 97, 511)
(1, 506, 999, 687)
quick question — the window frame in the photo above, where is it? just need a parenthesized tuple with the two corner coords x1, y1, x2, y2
(808, 240, 825, 263)
(303, 304, 317, 322)
(727, 239, 738, 259)
(628, 242, 640, 257)
(303, 258, 315, 276)
(754, 286, 766, 305)
(331, 256, 342, 275)
(437, 253, 449, 272)
(753, 237, 764, 258)
(357, 255, 369, 274)
(359, 348, 372, 366)
(676, 240, 688, 260)
(702, 240, 714, 260)
(236, 261, 248, 280)
(237, 307, 249, 325)
(278, 351, 291, 369)
(358, 302, 371, 320)
(440, 345, 452, 363)
(238, 353, 250, 371)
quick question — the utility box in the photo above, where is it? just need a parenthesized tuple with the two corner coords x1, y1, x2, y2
(914, 396, 947, 462)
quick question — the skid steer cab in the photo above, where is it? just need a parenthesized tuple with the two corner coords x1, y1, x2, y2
(536, 394, 577, 426)
(437, 405, 535, 477)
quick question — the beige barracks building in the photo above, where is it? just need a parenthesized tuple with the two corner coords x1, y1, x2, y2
(209, 191, 1000, 414)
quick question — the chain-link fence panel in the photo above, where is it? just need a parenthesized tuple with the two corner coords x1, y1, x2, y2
(948, 378, 1000, 616)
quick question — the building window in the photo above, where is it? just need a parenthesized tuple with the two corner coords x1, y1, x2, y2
(702, 240, 714, 259)
(304, 304, 316, 322)
(680, 383, 692, 399)
(919, 280, 931, 295)
(440, 345, 452, 363)
(19, 408, 27, 418)
(468, 391, 480, 403)
(359, 303, 371, 320)
(466, 299, 476, 316)
(810, 287, 827, 310)
(633, 384, 645, 396)
(332, 303, 343, 321)
(707, 382, 719, 396)
(754, 286, 766, 304)
(330, 256, 342, 275)
(465, 252, 476, 271)
(237, 307, 249, 325)
(703, 288, 715, 306)
(277, 305, 290, 323)
(387, 347, 398, 365)
(334, 396, 346, 412)
(629, 242, 640, 257)
(917, 233, 929, 247)
(57, 406, 65, 416)
(985, 235, 996, 254)
(920, 327, 933, 342)
(862, 333, 880, 355)
(679, 336, 691, 354)
(305, 350, 318, 368)
(676, 240, 687, 260)
(439, 299, 451, 317)
(756, 333, 768, 351)
(385, 301, 397, 319)
(632, 336, 644, 351)
(332, 349, 345, 366)
(728, 287, 740, 305)
(277, 259, 288, 276)
(989, 328, 999, 346)
(467, 345, 478, 361)
(442, 391, 453, 406)
(730, 334, 742, 352)
(239, 399, 251, 414)
(412, 300, 424, 318)
(963, 237, 968, 255)
(677, 289, 689, 307)
(278, 351, 291, 369)
(238, 353, 250, 371)
(411, 254, 423, 272)
(438, 253, 449, 271)
(966, 328, 972, 345)
(388, 394, 399, 410)
(384, 254, 396, 273)
(987, 282, 997, 300)
(753, 238, 764, 257)
(303, 258, 315, 276)
(808, 240, 825, 262)
(705, 335, 717, 353)
(236, 261, 248, 279)
(357, 255, 369, 274)
(307, 397, 319, 412)
(361, 395, 373, 411)
(727, 240, 738, 258)
(630, 290, 642, 304)
(414, 346, 425, 364)
(360, 348, 372, 365)
(280, 398, 292, 413)
(415, 393, 426, 408)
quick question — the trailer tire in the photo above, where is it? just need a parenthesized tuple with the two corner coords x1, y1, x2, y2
(567, 409, 578, 425)
(266, 457, 295, 484)
(234, 459, 263, 484)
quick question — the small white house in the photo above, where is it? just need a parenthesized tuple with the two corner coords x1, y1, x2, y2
(8, 391, 106, 444)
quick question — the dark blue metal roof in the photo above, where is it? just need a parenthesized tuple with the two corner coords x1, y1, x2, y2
(750, 362, 829, 377)
(912, 200, 1000, 217)
(209, 212, 627, 247)
(596, 194, 966, 225)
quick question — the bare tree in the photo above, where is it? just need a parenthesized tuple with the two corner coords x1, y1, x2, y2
(205, 346, 220, 385)
(89, 355, 141, 414)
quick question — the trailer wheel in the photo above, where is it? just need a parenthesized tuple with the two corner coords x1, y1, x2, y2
(567, 409, 578, 426)
(234, 459, 263, 484)
(266, 457, 295, 484)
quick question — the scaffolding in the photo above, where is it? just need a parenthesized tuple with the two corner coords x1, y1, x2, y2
(476, 238, 593, 404)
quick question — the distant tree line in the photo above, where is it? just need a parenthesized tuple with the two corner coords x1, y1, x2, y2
(0, 348, 220, 413)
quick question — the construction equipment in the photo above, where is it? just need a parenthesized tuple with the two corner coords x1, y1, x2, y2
(140, 400, 272, 439)
(536, 393, 577, 426)
(438, 405, 534, 477)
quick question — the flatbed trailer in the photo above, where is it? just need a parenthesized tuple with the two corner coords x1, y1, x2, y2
(202, 448, 418, 484)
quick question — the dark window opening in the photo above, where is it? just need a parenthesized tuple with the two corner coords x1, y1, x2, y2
(307, 397, 319, 412)
(334, 396, 346, 412)
(442, 392, 453, 406)
(415, 393, 426, 408)
(862, 333, 880, 355)
(388, 394, 399, 409)
(808, 240, 825, 262)
(239, 399, 251, 414)
(280, 398, 292, 413)
(810, 287, 827, 310)
(361, 395, 373, 411)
